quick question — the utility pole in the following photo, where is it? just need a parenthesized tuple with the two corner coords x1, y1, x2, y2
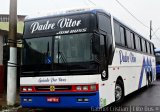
(150, 20, 152, 40)
(7, 0, 17, 105)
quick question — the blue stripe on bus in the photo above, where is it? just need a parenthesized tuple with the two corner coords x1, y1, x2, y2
(138, 58, 152, 89)
(138, 58, 145, 89)
(20, 91, 99, 109)
(149, 59, 154, 80)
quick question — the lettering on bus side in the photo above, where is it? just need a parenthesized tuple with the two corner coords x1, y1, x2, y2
(38, 77, 66, 83)
(38, 78, 50, 83)
(57, 18, 81, 28)
(56, 28, 87, 35)
(30, 18, 82, 34)
(119, 50, 136, 64)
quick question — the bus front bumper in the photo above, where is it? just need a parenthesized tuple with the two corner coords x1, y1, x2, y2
(20, 92, 99, 109)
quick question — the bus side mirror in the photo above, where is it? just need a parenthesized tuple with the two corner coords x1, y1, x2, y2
(3, 45, 10, 62)
(92, 34, 100, 54)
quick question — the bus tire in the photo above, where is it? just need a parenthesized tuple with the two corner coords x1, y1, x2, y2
(148, 74, 152, 86)
(115, 79, 124, 104)
(147, 73, 152, 87)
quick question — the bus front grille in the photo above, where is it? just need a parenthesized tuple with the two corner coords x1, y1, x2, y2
(35, 85, 72, 92)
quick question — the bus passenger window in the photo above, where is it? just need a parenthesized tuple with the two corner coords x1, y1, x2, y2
(126, 30, 132, 48)
(146, 42, 150, 54)
(130, 33, 135, 49)
(120, 26, 126, 46)
(114, 21, 121, 45)
(141, 39, 146, 53)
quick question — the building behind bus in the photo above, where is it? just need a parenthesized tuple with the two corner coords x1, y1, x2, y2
(0, 14, 25, 95)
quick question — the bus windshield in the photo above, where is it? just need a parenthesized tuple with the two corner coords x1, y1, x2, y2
(23, 36, 52, 65)
(23, 33, 94, 65)
(54, 33, 93, 63)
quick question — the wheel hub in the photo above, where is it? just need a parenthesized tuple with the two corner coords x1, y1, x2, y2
(115, 85, 122, 101)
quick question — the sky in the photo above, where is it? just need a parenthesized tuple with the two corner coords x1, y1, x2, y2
(0, 0, 160, 48)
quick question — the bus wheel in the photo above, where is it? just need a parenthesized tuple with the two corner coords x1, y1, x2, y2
(148, 75, 152, 86)
(115, 80, 124, 104)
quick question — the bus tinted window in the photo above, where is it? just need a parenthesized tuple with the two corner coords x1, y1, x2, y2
(130, 32, 135, 49)
(135, 35, 141, 51)
(126, 29, 132, 48)
(98, 14, 112, 34)
(151, 44, 154, 55)
(144, 40, 147, 53)
(142, 39, 146, 52)
(114, 21, 121, 44)
(120, 26, 126, 46)
(139, 37, 142, 51)
(23, 36, 53, 65)
(147, 42, 150, 54)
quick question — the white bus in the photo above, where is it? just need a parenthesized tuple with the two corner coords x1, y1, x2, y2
(20, 9, 156, 109)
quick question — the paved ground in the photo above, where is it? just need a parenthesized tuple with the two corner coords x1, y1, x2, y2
(122, 80, 160, 106)
(2, 80, 160, 112)
(107, 80, 160, 112)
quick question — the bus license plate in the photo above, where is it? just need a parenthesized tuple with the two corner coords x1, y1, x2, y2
(47, 97, 60, 103)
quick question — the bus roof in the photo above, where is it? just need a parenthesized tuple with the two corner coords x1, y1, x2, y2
(24, 8, 153, 44)
(25, 8, 110, 22)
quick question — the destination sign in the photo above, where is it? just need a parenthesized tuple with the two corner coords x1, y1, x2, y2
(24, 13, 96, 38)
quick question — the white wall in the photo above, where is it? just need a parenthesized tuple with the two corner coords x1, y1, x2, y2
(0, 35, 3, 65)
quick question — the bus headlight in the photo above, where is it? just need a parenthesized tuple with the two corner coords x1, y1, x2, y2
(22, 87, 27, 92)
(28, 87, 33, 91)
(76, 86, 82, 90)
(82, 86, 88, 90)
(90, 85, 96, 91)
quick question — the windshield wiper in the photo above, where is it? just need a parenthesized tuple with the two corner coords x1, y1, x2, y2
(58, 51, 67, 63)
(57, 39, 70, 73)
(58, 51, 71, 73)
(44, 42, 52, 64)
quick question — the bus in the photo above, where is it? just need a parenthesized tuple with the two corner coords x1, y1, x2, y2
(155, 48, 160, 77)
(20, 9, 156, 109)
